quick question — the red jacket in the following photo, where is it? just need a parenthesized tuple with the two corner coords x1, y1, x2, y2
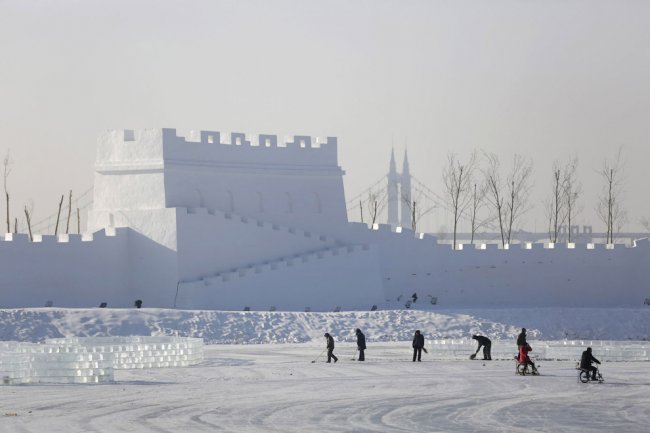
(519, 344, 532, 362)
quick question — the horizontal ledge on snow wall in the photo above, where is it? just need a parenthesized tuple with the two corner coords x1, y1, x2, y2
(360, 225, 648, 252)
(1, 228, 123, 245)
(453, 242, 633, 251)
(180, 207, 336, 243)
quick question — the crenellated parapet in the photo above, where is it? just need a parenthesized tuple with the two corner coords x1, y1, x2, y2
(164, 129, 336, 150)
(95, 128, 340, 172)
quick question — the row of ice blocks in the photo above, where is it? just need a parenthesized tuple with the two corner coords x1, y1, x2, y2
(1, 337, 204, 385)
(0, 350, 112, 385)
(426, 339, 650, 361)
(44, 336, 205, 369)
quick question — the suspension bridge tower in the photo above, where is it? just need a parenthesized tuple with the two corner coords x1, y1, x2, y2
(387, 149, 412, 229)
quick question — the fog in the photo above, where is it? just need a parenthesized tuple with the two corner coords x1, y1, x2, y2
(1, 0, 648, 235)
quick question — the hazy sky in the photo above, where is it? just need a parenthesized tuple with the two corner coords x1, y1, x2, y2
(1, 0, 649, 235)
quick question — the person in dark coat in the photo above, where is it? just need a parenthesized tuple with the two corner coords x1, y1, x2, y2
(355, 328, 366, 361)
(412, 330, 425, 362)
(516, 328, 527, 360)
(472, 335, 492, 360)
(580, 347, 601, 380)
(324, 333, 338, 363)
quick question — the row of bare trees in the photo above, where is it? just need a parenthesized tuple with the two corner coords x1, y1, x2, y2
(3, 150, 82, 240)
(543, 158, 580, 243)
(442, 151, 534, 249)
(544, 150, 626, 245)
(358, 186, 437, 233)
(441, 148, 628, 248)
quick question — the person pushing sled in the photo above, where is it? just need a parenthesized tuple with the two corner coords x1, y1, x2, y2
(516, 343, 539, 375)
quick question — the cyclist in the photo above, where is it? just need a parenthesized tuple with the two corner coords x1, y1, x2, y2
(580, 347, 601, 380)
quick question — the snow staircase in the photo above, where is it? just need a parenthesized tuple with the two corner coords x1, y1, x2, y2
(184, 207, 344, 246)
(189, 243, 370, 287)
(175, 207, 385, 310)
(176, 241, 383, 311)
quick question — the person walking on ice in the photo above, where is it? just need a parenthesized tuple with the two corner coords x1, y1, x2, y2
(412, 330, 426, 362)
(471, 334, 492, 360)
(324, 333, 338, 363)
(355, 328, 366, 361)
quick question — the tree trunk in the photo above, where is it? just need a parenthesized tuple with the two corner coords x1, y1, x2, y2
(5, 191, 9, 234)
(54, 194, 64, 235)
(411, 201, 417, 232)
(65, 190, 72, 234)
(24, 207, 33, 241)
(359, 200, 364, 224)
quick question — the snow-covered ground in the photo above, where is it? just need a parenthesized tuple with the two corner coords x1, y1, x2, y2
(1, 307, 649, 343)
(2, 343, 650, 433)
(2, 308, 650, 431)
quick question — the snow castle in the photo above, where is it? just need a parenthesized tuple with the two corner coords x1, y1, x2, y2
(1, 128, 648, 310)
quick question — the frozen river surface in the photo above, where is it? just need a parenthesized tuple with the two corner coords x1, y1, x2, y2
(2, 343, 649, 433)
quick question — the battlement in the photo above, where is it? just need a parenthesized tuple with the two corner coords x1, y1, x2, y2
(360, 224, 647, 253)
(95, 128, 340, 171)
(162, 128, 336, 150)
(0, 228, 124, 245)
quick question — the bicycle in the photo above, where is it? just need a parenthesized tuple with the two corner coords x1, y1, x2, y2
(578, 367, 604, 383)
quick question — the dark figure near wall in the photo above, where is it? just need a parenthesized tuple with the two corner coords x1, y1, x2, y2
(472, 335, 492, 360)
(355, 328, 366, 361)
(517, 328, 527, 353)
(412, 330, 425, 362)
(324, 333, 338, 363)
(580, 347, 601, 380)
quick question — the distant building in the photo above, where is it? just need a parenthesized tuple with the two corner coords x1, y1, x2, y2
(386, 149, 412, 230)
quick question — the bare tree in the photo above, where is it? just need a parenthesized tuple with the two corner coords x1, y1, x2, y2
(597, 148, 626, 244)
(484, 152, 533, 247)
(3, 151, 11, 234)
(77, 208, 81, 234)
(54, 194, 64, 235)
(366, 190, 386, 226)
(359, 200, 364, 224)
(483, 152, 506, 246)
(65, 190, 72, 234)
(563, 158, 581, 243)
(442, 151, 477, 249)
(545, 162, 566, 243)
(641, 217, 650, 234)
(401, 191, 435, 233)
(469, 181, 490, 245)
(504, 154, 534, 245)
(24, 205, 33, 241)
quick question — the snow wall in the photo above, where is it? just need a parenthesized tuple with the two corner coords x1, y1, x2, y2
(0, 128, 648, 310)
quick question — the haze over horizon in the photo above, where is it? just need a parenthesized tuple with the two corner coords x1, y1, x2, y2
(1, 0, 649, 236)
